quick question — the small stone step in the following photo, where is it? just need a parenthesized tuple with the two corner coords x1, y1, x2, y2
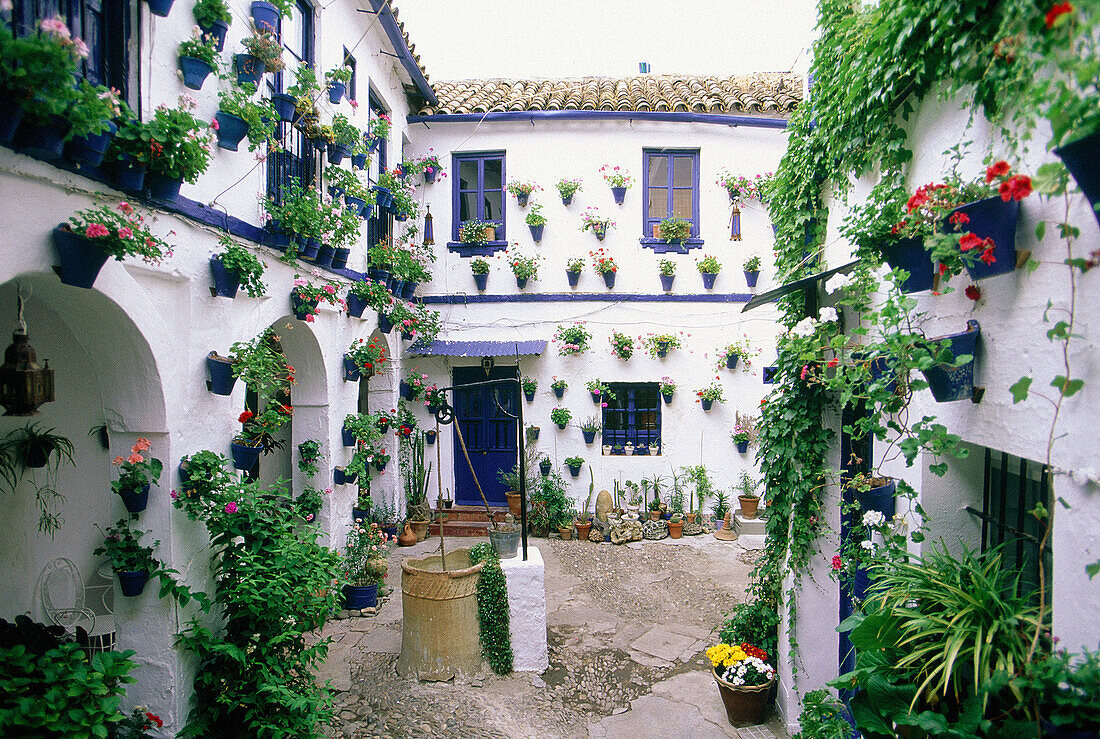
(428, 520, 493, 537)
(734, 514, 766, 536)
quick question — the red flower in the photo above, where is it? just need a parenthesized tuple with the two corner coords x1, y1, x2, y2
(948, 211, 970, 226)
(965, 284, 981, 301)
(959, 233, 983, 252)
(1045, 1, 1073, 29)
(938, 263, 948, 275)
(145, 712, 163, 728)
(827, 358, 839, 368)
(831, 554, 843, 571)
(985, 160, 1011, 182)
(1001, 174, 1033, 201)
(980, 248, 997, 265)
(238, 410, 255, 424)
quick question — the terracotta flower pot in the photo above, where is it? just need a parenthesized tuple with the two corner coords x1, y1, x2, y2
(739, 496, 760, 520)
(410, 520, 429, 542)
(668, 521, 683, 538)
(686, 513, 697, 524)
(505, 491, 522, 520)
(558, 526, 573, 541)
(649, 510, 660, 521)
(575, 521, 592, 540)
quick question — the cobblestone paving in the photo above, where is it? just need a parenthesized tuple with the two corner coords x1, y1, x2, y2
(322, 535, 786, 738)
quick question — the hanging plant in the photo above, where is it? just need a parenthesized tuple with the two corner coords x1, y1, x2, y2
(609, 331, 635, 360)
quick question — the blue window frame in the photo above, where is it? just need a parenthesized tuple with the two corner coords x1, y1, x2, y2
(8, 0, 131, 98)
(343, 46, 356, 102)
(602, 383, 661, 451)
(449, 151, 506, 254)
(365, 90, 391, 248)
(266, 0, 316, 201)
(641, 148, 702, 253)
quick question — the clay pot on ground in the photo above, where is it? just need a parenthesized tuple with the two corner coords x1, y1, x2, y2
(410, 519, 430, 541)
(685, 513, 697, 524)
(649, 510, 660, 521)
(575, 521, 592, 540)
(668, 520, 683, 539)
(397, 524, 417, 546)
(505, 491, 522, 520)
(558, 526, 573, 541)
(739, 496, 761, 520)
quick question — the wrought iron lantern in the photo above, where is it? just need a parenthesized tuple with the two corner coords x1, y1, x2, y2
(0, 288, 55, 416)
(423, 205, 434, 246)
(729, 204, 742, 241)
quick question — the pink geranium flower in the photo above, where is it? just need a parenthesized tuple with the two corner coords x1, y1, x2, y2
(225, 502, 238, 513)
(85, 223, 109, 238)
(118, 227, 133, 240)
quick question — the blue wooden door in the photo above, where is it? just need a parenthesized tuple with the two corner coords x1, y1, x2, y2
(452, 366, 518, 507)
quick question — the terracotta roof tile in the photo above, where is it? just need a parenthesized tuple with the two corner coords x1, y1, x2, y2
(419, 73, 802, 116)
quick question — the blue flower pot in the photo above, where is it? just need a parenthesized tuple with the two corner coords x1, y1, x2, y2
(425, 430, 437, 444)
(561, 193, 573, 206)
(568, 464, 582, 478)
(374, 460, 387, 473)
(235, 54, 265, 87)
(342, 583, 378, 609)
(344, 195, 365, 216)
(726, 354, 739, 370)
(391, 280, 406, 298)
(295, 238, 320, 261)
(271, 92, 296, 122)
(516, 192, 529, 207)
(145, 0, 174, 16)
(582, 429, 596, 444)
(424, 167, 437, 184)
(310, 245, 335, 268)
(231, 441, 262, 471)
(290, 287, 320, 320)
(206, 351, 237, 395)
(920, 319, 981, 402)
(250, 0, 280, 32)
(145, 172, 182, 203)
(331, 247, 350, 270)
(516, 276, 529, 289)
(352, 507, 370, 522)
(527, 223, 544, 242)
(1055, 129, 1100, 231)
(351, 153, 367, 170)
(333, 467, 347, 485)
(117, 570, 150, 597)
(400, 281, 417, 299)
(524, 388, 536, 402)
(110, 155, 146, 193)
(346, 293, 368, 318)
(611, 186, 627, 204)
(67, 121, 117, 169)
(179, 56, 214, 90)
(594, 226, 606, 241)
(856, 479, 896, 518)
(327, 142, 349, 165)
(328, 81, 345, 104)
(701, 272, 717, 290)
(701, 399, 714, 411)
(378, 314, 393, 334)
(603, 271, 616, 289)
(52, 224, 108, 289)
(119, 483, 150, 514)
(473, 272, 488, 291)
(744, 270, 759, 288)
(736, 440, 749, 454)
(198, 19, 229, 51)
(662, 391, 673, 404)
(215, 111, 249, 151)
(343, 354, 361, 382)
(16, 115, 71, 160)
(540, 460, 552, 476)
(372, 185, 394, 210)
(265, 223, 292, 251)
(659, 273, 674, 291)
(949, 197, 1020, 281)
(881, 236, 933, 293)
(553, 387, 565, 399)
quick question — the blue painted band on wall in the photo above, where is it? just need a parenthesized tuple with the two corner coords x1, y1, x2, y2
(639, 237, 705, 253)
(446, 240, 510, 257)
(408, 110, 789, 128)
(419, 292, 754, 305)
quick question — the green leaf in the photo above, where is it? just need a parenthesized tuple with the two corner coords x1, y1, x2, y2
(1086, 560, 1100, 579)
(1034, 221, 1046, 241)
(1051, 376, 1085, 397)
(1009, 377, 1032, 404)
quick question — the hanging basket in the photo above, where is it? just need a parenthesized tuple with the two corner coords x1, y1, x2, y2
(920, 319, 981, 402)
(947, 197, 1020, 281)
(880, 236, 933, 293)
(52, 224, 109, 289)
(206, 351, 237, 395)
(1055, 129, 1100, 231)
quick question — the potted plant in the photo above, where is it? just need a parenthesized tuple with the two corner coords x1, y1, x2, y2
(659, 376, 676, 404)
(339, 522, 390, 609)
(668, 512, 684, 538)
(415, 150, 445, 184)
(232, 405, 290, 470)
(539, 456, 552, 476)
(553, 324, 592, 356)
(656, 216, 692, 243)
(325, 63, 353, 104)
(346, 278, 390, 319)
(52, 202, 172, 289)
(712, 490, 729, 530)
(551, 377, 568, 398)
(644, 333, 681, 359)
(366, 111, 391, 149)
(216, 83, 277, 152)
(550, 407, 572, 430)
(460, 219, 495, 246)
(93, 520, 161, 597)
(696, 254, 721, 289)
(580, 207, 615, 241)
(177, 28, 218, 90)
(507, 179, 540, 207)
(249, 0, 291, 32)
(735, 472, 760, 519)
(66, 81, 128, 169)
(600, 164, 633, 204)
(119, 94, 213, 202)
(648, 495, 662, 521)
(590, 248, 618, 288)
(525, 203, 547, 242)
(706, 642, 777, 726)
(211, 233, 267, 299)
(522, 376, 538, 402)
(237, 31, 283, 86)
(717, 338, 756, 371)
(732, 414, 755, 454)
(193, 0, 231, 50)
(586, 379, 613, 404)
(564, 456, 584, 478)
(919, 319, 981, 403)
(345, 337, 387, 380)
(296, 439, 321, 479)
(624, 441, 635, 457)
(658, 258, 676, 291)
(505, 249, 540, 289)
(290, 277, 343, 322)
(696, 382, 725, 411)
(715, 170, 769, 202)
(470, 257, 490, 291)
(326, 114, 359, 164)
(609, 331, 634, 360)
(743, 254, 762, 288)
(555, 509, 577, 539)
(579, 417, 600, 445)
(556, 177, 582, 205)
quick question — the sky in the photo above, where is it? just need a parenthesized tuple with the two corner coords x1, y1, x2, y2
(392, 0, 817, 81)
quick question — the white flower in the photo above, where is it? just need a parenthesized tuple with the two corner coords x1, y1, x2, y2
(824, 273, 853, 295)
(818, 306, 838, 323)
(790, 317, 817, 338)
(860, 540, 874, 550)
(862, 510, 885, 527)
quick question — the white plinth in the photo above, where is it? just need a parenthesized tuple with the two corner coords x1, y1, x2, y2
(500, 544, 549, 672)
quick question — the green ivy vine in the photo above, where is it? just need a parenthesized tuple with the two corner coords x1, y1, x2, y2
(469, 543, 513, 675)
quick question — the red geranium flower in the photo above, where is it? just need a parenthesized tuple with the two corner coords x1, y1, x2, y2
(980, 248, 998, 265)
(238, 410, 255, 424)
(965, 284, 981, 301)
(948, 211, 970, 226)
(1045, 1, 1073, 28)
(959, 233, 983, 252)
(985, 160, 1011, 183)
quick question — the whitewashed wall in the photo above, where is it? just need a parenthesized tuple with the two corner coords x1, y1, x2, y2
(0, 0, 417, 729)
(402, 119, 788, 512)
(778, 92, 1100, 729)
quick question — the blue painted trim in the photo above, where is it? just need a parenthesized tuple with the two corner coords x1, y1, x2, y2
(419, 292, 752, 304)
(643, 148, 700, 239)
(407, 110, 789, 128)
(447, 240, 509, 257)
(8, 145, 366, 282)
(368, 0, 437, 105)
(638, 237, 704, 253)
(452, 151, 506, 242)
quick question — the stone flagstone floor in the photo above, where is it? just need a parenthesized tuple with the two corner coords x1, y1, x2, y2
(319, 531, 789, 738)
